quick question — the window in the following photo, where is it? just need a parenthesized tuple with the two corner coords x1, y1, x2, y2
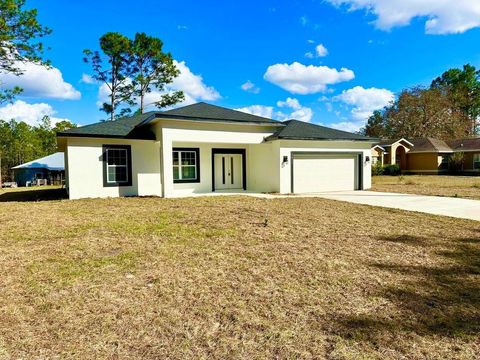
(102, 145, 132, 187)
(474, 153, 480, 170)
(173, 148, 200, 183)
(372, 156, 379, 165)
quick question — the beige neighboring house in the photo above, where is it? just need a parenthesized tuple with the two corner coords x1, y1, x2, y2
(373, 138, 414, 171)
(406, 138, 453, 174)
(372, 136, 480, 174)
(57, 103, 376, 200)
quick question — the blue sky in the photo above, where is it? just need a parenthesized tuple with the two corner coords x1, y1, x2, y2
(1, 0, 480, 132)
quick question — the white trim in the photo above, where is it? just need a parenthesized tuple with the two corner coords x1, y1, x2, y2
(173, 150, 198, 181)
(452, 149, 480, 153)
(408, 150, 453, 154)
(149, 116, 282, 128)
(105, 148, 129, 184)
(372, 145, 385, 152)
(383, 138, 414, 147)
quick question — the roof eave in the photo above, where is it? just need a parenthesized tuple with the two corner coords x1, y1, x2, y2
(267, 136, 377, 142)
(142, 113, 282, 127)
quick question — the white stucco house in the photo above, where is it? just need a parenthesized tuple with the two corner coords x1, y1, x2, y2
(57, 103, 376, 199)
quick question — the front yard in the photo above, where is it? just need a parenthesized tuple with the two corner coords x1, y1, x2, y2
(372, 175, 480, 200)
(0, 189, 479, 358)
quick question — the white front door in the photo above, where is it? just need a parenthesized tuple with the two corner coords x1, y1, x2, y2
(214, 153, 243, 190)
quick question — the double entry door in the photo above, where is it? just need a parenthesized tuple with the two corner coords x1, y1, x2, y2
(214, 153, 243, 190)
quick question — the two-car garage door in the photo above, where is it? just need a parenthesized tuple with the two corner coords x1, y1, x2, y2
(292, 153, 360, 193)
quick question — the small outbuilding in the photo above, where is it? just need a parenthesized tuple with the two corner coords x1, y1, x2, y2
(12, 152, 65, 187)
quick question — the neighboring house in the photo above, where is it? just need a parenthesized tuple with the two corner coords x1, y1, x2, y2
(12, 152, 65, 186)
(371, 145, 385, 166)
(57, 103, 376, 200)
(372, 136, 480, 174)
(406, 138, 453, 174)
(375, 138, 414, 171)
(448, 138, 480, 173)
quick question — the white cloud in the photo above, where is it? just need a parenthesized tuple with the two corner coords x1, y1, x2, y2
(333, 86, 394, 120)
(304, 52, 314, 59)
(235, 105, 274, 119)
(96, 60, 220, 110)
(316, 44, 329, 57)
(326, 0, 480, 34)
(277, 97, 313, 122)
(81, 73, 96, 84)
(264, 62, 355, 94)
(0, 62, 80, 100)
(236, 97, 313, 123)
(330, 120, 364, 133)
(307, 39, 315, 44)
(0, 100, 71, 126)
(300, 16, 308, 26)
(240, 80, 260, 94)
(170, 60, 220, 104)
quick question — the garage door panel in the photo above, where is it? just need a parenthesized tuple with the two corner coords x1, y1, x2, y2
(292, 154, 358, 193)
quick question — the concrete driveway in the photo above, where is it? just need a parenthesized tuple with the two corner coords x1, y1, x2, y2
(312, 191, 480, 221)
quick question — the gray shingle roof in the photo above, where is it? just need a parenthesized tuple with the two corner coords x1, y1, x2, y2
(57, 103, 374, 142)
(57, 103, 280, 139)
(159, 102, 279, 124)
(265, 120, 375, 141)
(57, 112, 156, 139)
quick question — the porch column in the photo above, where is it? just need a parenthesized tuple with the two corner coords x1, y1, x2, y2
(161, 131, 174, 198)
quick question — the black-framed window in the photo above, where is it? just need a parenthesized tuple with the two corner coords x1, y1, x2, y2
(102, 145, 132, 187)
(474, 153, 480, 170)
(173, 148, 200, 183)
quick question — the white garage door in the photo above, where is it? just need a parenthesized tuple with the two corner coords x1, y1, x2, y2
(292, 153, 359, 193)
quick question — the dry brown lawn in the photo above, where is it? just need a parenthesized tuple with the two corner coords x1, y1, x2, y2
(372, 175, 480, 200)
(0, 188, 479, 359)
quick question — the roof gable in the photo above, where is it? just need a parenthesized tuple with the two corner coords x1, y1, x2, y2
(266, 120, 375, 141)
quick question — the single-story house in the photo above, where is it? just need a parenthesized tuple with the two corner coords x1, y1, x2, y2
(448, 138, 480, 173)
(373, 138, 414, 171)
(372, 136, 480, 174)
(57, 102, 376, 199)
(12, 152, 65, 186)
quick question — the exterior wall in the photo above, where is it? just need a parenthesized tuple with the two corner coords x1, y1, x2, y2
(64, 146, 69, 192)
(154, 120, 278, 197)
(405, 152, 453, 174)
(278, 140, 373, 194)
(463, 152, 480, 172)
(66, 137, 161, 200)
(406, 153, 440, 172)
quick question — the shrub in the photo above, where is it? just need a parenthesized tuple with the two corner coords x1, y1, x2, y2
(383, 164, 401, 176)
(371, 162, 384, 176)
(448, 152, 464, 174)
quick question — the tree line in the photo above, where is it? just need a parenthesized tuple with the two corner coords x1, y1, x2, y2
(1, 1, 185, 183)
(0, 117, 76, 181)
(361, 64, 480, 140)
